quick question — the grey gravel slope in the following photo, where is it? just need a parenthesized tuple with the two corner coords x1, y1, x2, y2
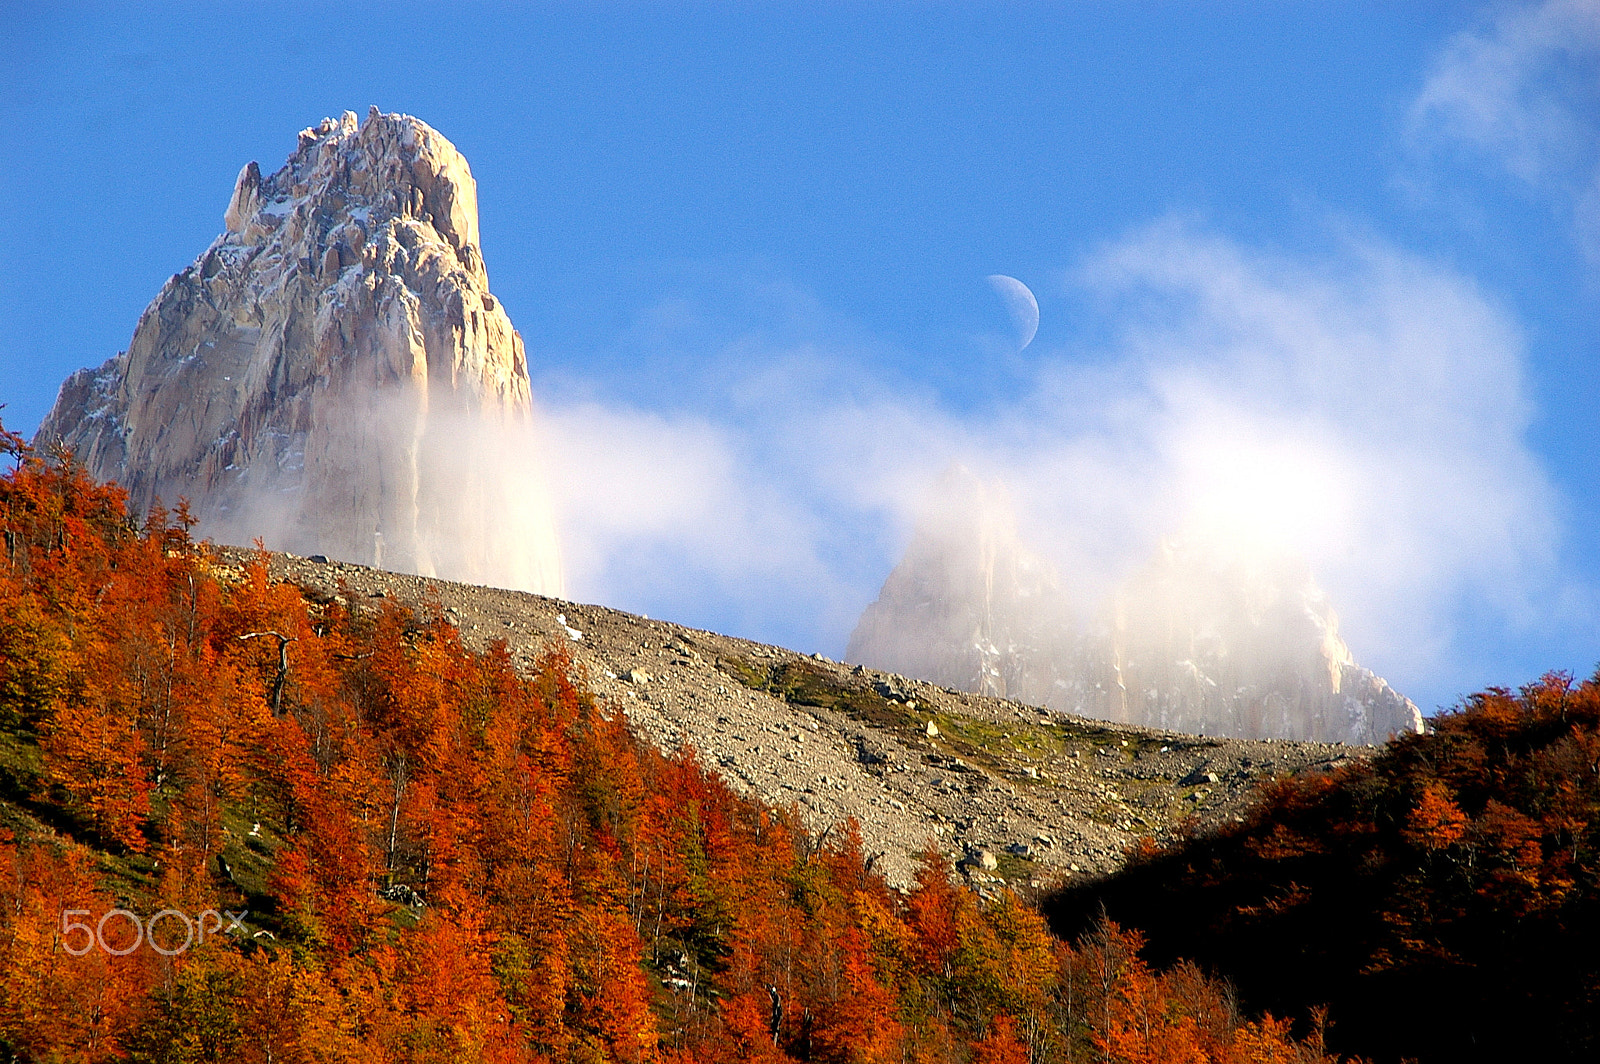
(225, 546, 1372, 891)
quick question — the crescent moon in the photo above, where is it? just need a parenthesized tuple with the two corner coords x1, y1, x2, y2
(987, 274, 1039, 350)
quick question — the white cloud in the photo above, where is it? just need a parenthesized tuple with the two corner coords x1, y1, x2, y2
(1058, 221, 1561, 683)
(1409, 0, 1600, 262)
(538, 398, 853, 639)
(533, 222, 1569, 706)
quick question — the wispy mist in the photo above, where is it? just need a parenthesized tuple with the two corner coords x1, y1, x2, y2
(211, 382, 564, 597)
(529, 220, 1583, 711)
(1408, 0, 1600, 265)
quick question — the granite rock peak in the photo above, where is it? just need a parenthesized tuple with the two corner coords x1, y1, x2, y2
(848, 467, 1423, 745)
(37, 108, 562, 593)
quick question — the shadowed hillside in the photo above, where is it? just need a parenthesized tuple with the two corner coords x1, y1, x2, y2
(1047, 668, 1600, 1063)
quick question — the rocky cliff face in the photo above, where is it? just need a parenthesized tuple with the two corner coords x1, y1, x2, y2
(1072, 540, 1424, 744)
(37, 108, 562, 594)
(848, 471, 1423, 745)
(846, 468, 1075, 707)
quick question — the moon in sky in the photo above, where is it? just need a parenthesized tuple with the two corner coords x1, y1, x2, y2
(986, 274, 1039, 350)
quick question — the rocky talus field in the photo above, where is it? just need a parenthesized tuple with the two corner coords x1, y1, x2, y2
(227, 546, 1373, 890)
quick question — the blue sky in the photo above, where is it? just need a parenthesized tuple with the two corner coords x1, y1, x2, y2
(2, 1, 1597, 714)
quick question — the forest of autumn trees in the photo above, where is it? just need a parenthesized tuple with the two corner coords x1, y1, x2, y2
(1049, 668, 1600, 1063)
(0, 419, 1344, 1063)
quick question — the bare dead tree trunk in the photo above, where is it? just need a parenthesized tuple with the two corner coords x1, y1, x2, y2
(239, 631, 295, 715)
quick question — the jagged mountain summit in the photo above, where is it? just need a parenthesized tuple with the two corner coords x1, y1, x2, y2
(37, 108, 562, 594)
(1078, 539, 1423, 744)
(848, 468, 1423, 745)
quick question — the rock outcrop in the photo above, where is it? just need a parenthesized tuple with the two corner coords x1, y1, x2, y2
(37, 108, 562, 594)
(846, 467, 1074, 707)
(848, 469, 1423, 745)
(1070, 539, 1425, 744)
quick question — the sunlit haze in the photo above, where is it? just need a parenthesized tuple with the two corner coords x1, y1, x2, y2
(1177, 431, 1358, 565)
